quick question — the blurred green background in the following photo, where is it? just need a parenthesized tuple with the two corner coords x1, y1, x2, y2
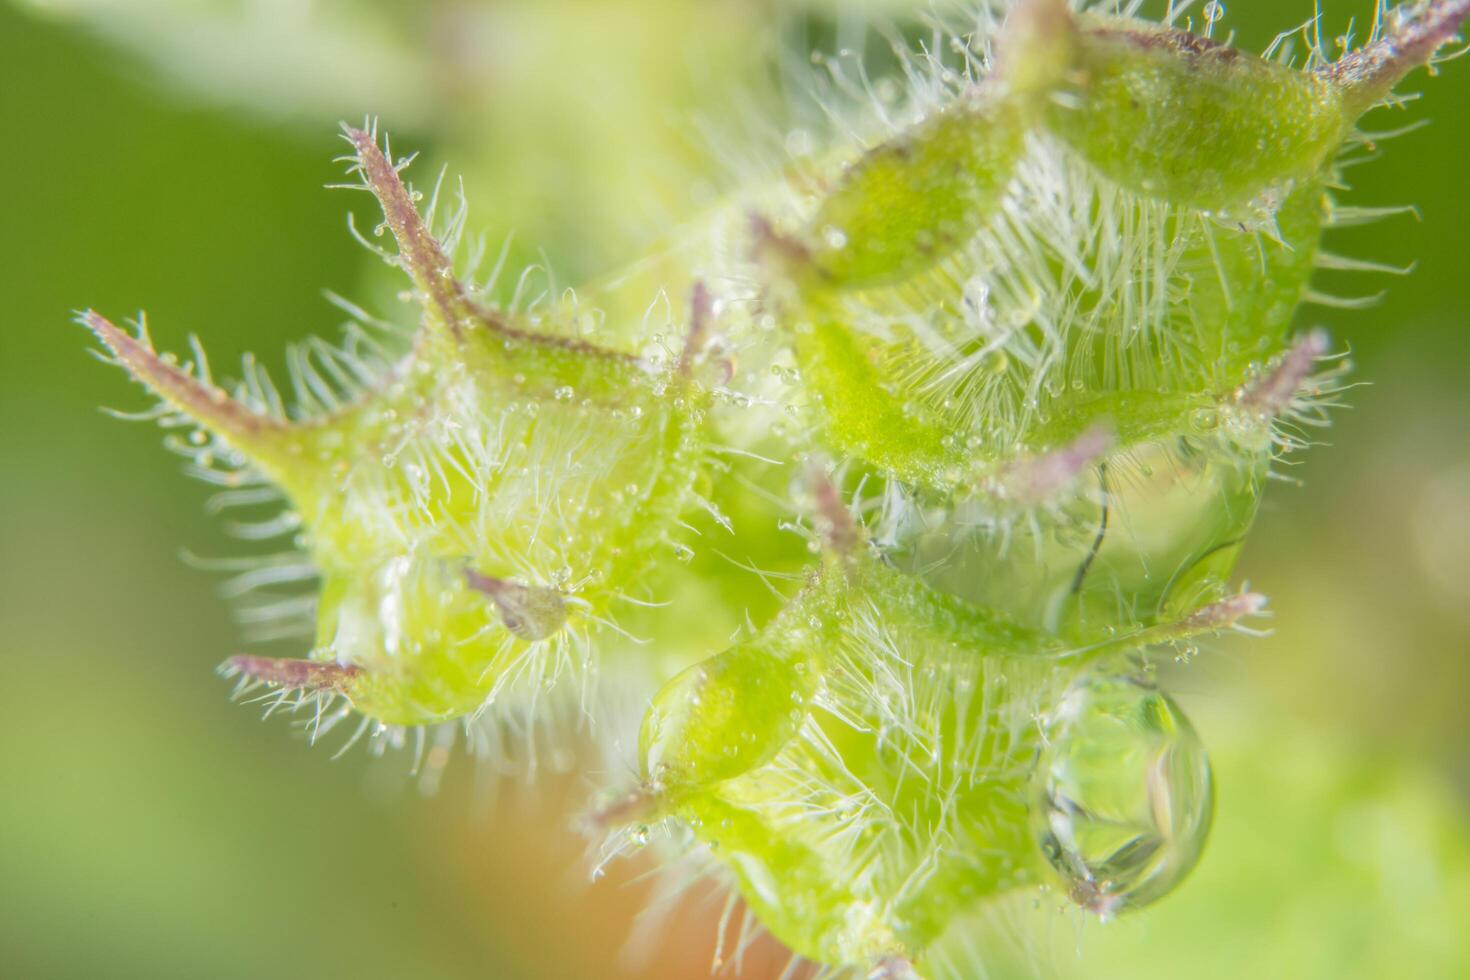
(1, 2, 1467, 977)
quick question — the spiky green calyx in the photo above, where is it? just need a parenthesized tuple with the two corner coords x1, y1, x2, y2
(83, 1, 1469, 977)
(87, 126, 714, 728)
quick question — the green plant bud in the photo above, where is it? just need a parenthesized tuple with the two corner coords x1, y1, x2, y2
(801, 0, 1073, 289)
(641, 633, 819, 794)
(78, 2, 1470, 975)
(616, 520, 1257, 971)
(777, 0, 1465, 496)
(893, 431, 1267, 637)
(1032, 671, 1213, 920)
(311, 556, 535, 725)
(788, 166, 1325, 496)
(805, 95, 1030, 288)
(1046, 17, 1349, 214)
(792, 306, 962, 486)
(465, 571, 569, 643)
(629, 553, 1054, 969)
(87, 128, 712, 734)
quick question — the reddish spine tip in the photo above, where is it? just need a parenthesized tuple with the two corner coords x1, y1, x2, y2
(1182, 591, 1269, 631)
(465, 570, 568, 642)
(80, 310, 282, 440)
(676, 281, 713, 378)
(990, 424, 1113, 504)
(464, 568, 511, 597)
(809, 466, 862, 556)
(749, 212, 814, 279)
(1323, 0, 1470, 111)
(867, 955, 920, 980)
(344, 127, 636, 364)
(345, 127, 467, 334)
(583, 783, 662, 834)
(222, 654, 361, 692)
(1238, 329, 1331, 418)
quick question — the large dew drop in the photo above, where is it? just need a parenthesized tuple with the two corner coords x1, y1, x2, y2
(1031, 672, 1213, 919)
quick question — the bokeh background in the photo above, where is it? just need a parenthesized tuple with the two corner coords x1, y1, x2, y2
(2, 2, 1468, 977)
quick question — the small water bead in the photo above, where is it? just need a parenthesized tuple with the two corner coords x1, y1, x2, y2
(1031, 672, 1213, 920)
(785, 128, 815, 158)
(821, 226, 849, 250)
(1189, 407, 1222, 433)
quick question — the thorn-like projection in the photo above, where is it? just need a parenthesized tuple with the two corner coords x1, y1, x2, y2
(982, 425, 1113, 505)
(345, 125, 471, 337)
(1079, 592, 1269, 661)
(79, 311, 292, 467)
(749, 213, 813, 285)
(345, 126, 636, 363)
(1236, 329, 1331, 419)
(1324, 0, 1470, 114)
(1174, 591, 1269, 634)
(221, 654, 361, 693)
(867, 955, 920, 980)
(808, 465, 862, 557)
(676, 281, 713, 378)
(582, 783, 661, 834)
(465, 569, 568, 642)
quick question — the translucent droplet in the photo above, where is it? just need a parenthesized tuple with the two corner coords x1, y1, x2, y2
(785, 128, 815, 158)
(1031, 672, 1213, 919)
(1189, 407, 1221, 432)
(821, 226, 848, 250)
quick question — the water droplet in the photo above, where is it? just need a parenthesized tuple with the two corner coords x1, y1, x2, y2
(821, 226, 848, 250)
(785, 128, 815, 157)
(1189, 407, 1221, 432)
(554, 386, 575, 401)
(1031, 672, 1213, 920)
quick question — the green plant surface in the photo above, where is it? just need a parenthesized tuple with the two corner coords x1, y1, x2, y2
(7, 1, 1470, 978)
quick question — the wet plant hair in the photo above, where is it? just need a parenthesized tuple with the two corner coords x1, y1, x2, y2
(84, 0, 1469, 975)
